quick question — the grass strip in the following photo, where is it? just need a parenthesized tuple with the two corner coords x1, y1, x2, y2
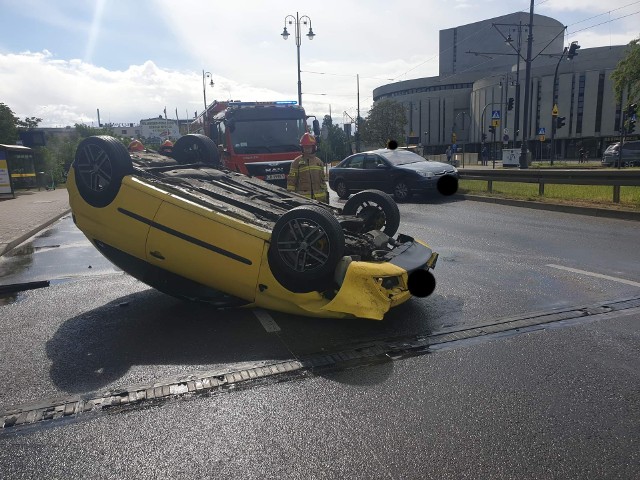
(459, 180, 640, 210)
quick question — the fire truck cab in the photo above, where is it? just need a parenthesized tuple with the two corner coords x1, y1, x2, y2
(211, 101, 320, 187)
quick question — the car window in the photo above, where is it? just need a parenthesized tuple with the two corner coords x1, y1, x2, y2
(363, 154, 384, 169)
(347, 154, 365, 169)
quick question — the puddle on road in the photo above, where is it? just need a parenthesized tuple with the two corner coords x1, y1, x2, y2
(0, 216, 120, 305)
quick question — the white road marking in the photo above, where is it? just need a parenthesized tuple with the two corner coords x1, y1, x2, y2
(546, 264, 640, 288)
(253, 309, 281, 332)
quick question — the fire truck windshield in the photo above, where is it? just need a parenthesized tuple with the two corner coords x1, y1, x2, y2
(230, 118, 307, 154)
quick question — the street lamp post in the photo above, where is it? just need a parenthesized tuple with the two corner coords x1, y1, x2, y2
(202, 70, 214, 136)
(550, 40, 579, 165)
(281, 12, 315, 107)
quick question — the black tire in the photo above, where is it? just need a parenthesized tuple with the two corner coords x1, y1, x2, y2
(268, 205, 345, 293)
(342, 189, 400, 237)
(73, 136, 133, 208)
(335, 180, 350, 199)
(393, 179, 412, 202)
(172, 134, 220, 166)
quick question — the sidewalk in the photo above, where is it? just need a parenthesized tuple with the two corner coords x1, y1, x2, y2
(0, 188, 71, 257)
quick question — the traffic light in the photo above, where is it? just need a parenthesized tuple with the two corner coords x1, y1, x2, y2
(627, 104, 637, 134)
(481, 133, 487, 141)
(567, 41, 580, 59)
(556, 116, 566, 129)
(508, 97, 514, 111)
(627, 103, 638, 133)
(488, 125, 496, 134)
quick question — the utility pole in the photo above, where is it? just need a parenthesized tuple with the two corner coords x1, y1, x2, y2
(519, 0, 535, 169)
(356, 74, 361, 153)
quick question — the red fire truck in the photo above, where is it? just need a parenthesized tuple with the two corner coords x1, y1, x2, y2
(205, 101, 320, 187)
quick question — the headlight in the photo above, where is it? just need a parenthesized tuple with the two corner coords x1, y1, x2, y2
(375, 276, 401, 289)
(449, 167, 458, 173)
(419, 171, 433, 178)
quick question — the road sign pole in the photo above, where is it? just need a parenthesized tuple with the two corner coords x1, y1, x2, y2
(550, 104, 558, 165)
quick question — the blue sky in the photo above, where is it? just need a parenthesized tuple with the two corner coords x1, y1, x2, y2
(1, 0, 638, 127)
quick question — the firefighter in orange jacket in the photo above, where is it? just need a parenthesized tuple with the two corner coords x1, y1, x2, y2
(287, 132, 327, 202)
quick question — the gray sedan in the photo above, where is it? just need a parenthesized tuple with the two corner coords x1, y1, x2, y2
(329, 149, 459, 201)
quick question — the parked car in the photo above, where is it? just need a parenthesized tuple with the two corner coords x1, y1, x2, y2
(601, 140, 640, 167)
(329, 148, 459, 201)
(67, 134, 442, 321)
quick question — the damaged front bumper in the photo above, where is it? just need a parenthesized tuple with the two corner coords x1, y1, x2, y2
(254, 235, 437, 321)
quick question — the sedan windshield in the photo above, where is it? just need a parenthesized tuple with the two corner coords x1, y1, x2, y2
(379, 150, 426, 166)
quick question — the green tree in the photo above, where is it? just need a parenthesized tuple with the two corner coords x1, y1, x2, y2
(317, 114, 350, 163)
(359, 100, 407, 148)
(16, 116, 43, 130)
(611, 36, 640, 105)
(0, 103, 19, 144)
(74, 123, 116, 139)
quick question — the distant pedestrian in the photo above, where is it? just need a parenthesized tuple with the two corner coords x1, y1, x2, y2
(481, 146, 488, 166)
(579, 147, 585, 163)
(446, 146, 452, 163)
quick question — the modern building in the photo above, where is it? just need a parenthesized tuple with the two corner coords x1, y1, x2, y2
(373, 12, 635, 160)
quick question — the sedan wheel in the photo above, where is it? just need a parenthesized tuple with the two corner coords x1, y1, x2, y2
(335, 180, 350, 199)
(393, 180, 412, 202)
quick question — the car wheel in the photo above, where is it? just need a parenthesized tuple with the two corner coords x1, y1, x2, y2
(73, 136, 134, 208)
(342, 189, 400, 237)
(172, 134, 220, 166)
(335, 180, 350, 199)
(393, 180, 412, 202)
(268, 205, 345, 293)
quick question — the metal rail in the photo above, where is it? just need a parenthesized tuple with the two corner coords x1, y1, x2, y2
(458, 169, 640, 203)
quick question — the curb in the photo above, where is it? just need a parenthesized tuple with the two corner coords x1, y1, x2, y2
(0, 209, 72, 257)
(459, 194, 640, 221)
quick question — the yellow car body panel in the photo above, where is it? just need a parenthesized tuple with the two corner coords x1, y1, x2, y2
(146, 201, 264, 301)
(68, 171, 162, 260)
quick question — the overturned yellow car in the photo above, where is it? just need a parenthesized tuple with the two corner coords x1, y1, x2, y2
(68, 135, 449, 320)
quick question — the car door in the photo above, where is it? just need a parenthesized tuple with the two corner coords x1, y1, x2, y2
(362, 154, 390, 191)
(344, 154, 365, 191)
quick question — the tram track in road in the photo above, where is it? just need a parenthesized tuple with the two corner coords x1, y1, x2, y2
(3, 295, 640, 433)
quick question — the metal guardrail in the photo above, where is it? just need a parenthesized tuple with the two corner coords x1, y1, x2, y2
(458, 169, 640, 203)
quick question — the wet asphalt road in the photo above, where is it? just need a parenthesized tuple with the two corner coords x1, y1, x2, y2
(1, 197, 639, 478)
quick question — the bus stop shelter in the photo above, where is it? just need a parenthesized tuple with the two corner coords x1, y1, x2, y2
(0, 144, 36, 198)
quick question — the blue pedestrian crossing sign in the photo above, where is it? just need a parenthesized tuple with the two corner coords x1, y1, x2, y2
(491, 110, 501, 119)
(537, 127, 546, 135)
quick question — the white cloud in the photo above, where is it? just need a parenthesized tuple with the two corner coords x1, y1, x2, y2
(0, 52, 296, 127)
(2, 0, 639, 129)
